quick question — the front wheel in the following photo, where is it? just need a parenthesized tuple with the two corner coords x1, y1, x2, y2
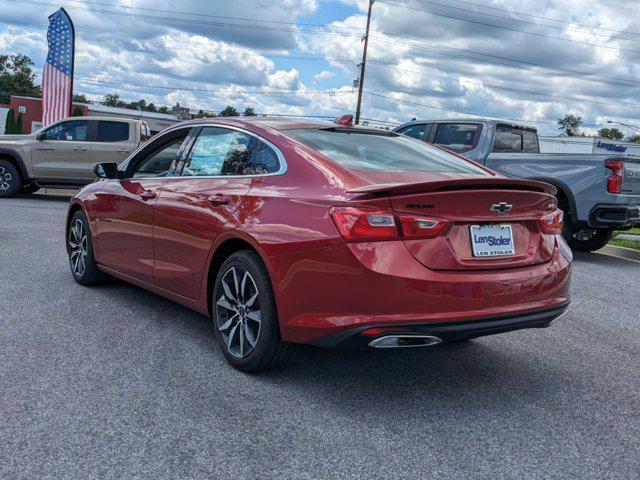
(67, 210, 108, 285)
(564, 224, 613, 252)
(212, 250, 295, 372)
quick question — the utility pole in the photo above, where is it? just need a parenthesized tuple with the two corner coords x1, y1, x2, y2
(355, 0, 374, 125)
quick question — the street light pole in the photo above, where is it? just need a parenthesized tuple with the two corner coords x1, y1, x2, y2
(355, 0, 374, 125)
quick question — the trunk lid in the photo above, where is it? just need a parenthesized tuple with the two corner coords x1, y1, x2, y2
(349, 177, 558, 271)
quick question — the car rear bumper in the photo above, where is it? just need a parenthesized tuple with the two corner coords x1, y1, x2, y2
(268, 237, 572, 345)
(308, 304, 570, 349)
(589, 203, 640, 228)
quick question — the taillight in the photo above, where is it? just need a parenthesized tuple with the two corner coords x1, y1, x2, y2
(330, 207, 399, 242)
(398, 215, 450, 239)
(605, 159, 624, 194)
(330, 207, 450, 242)
(539, 209, 564, 234)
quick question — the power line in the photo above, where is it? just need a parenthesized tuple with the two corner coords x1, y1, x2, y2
(377, 1, 640, 56)
(7, 0, 360, 37)
(408, 0, 640, 39)
(370, 35, 640, 88)
(366, 91, 556, 125)
(365, 62, 640, 110)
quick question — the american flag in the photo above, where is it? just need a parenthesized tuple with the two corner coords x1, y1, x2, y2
(42, 9, 75, 126)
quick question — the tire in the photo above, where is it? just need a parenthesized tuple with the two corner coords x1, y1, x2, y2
(0, 159, 22, 198)
(212, 250, 295, 372)
(67, 209, 108, 286)
(20, 183, 40, 194)
(564, 221, 613, 252)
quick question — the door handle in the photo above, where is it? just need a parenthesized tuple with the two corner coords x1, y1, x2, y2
(118, 150, 130, 154)
(139, 190, 157, 201)
(207, 194, 231, 206)
(73, 147, 88, 152)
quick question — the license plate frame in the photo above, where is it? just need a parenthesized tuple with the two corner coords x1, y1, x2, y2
(470, 224, 515, 257)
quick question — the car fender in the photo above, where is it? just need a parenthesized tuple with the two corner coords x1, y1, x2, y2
(0, 148, 29, 180)
(198, 228, 271, 309)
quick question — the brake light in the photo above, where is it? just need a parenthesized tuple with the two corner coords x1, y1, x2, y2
(330, 207, 399, 242)
(538, 209, 564, 234)
(398, 215, 450, 239)
(605, 159, 624, 194)
(330, 207, 451, 242)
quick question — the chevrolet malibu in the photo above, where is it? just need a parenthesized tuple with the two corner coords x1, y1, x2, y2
(66, 117, 572, 372)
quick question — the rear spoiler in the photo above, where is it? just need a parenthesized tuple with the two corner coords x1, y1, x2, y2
(346, 178, 557, 196)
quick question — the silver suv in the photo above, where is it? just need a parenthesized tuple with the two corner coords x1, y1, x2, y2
(0, 116, 151, 197)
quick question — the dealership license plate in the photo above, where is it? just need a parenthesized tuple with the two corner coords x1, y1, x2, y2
(470, 224, 515, 257)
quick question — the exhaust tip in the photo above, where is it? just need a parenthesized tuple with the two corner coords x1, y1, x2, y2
(368, 334, 443, 349)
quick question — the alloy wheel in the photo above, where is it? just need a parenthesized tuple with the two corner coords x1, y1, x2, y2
(69, 218, 88, 277)
(0, 166, 13, 191)
(215, 266, 262, 358)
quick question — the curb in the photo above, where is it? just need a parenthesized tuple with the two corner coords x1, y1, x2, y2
(597, 245, 640, 263)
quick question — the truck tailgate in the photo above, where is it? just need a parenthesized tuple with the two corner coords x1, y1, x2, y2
(623, 158, 640, 195)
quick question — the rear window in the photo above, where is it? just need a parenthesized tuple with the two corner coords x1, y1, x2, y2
(493, 125, 539, 153)
(97, 121, 130, 142)
(433, 123, 480, 153)
(287, 129, 489, 175)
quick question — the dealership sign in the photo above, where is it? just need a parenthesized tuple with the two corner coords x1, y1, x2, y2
(596, 140, 627, 152)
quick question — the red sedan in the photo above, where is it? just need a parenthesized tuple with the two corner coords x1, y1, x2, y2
(67, 116, 572, 371)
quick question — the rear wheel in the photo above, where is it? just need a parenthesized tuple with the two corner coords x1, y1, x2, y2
(212, 250, 295, 372)
(564, 221, 613, 252)
(0, 160, 21, 198)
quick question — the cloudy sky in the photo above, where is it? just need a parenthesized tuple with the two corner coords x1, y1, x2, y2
(1, 0, 639, 134)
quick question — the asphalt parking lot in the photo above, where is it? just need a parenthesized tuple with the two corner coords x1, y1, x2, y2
(1, 195, 638, 479)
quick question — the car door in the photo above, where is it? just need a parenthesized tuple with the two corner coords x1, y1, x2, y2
(32, 119, 93, 182)
(91, 127, 192, 284)
(153, 126, 282, 299)
(90, 120, 135, 172)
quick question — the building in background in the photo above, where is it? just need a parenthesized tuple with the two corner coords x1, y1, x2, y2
(540, 136, 640, 156)
(0, 95, 181, 135)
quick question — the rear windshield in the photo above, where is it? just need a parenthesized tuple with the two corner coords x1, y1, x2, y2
(287, 129, 489, 175)
(493, 125, 540, 153)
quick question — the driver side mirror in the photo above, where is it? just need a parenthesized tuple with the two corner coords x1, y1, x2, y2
(94, 162, 121, 180)
(36, 131, 46, 141)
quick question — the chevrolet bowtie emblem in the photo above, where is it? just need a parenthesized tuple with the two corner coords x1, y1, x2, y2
(490, 202, 513, 214)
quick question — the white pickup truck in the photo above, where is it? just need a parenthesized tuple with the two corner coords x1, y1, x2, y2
(0, 116, 151, 197)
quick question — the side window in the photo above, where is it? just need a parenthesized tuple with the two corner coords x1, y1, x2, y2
(432, 123, 479, 153)
(493, 126, 523, 153)
(183, 127, 280, 177)
(522, 130, 540, 153)
(129, 132, 189, 178)
(397, 124, 426, 140)
(97, 121, 130, 142)
(41, 120, 89, 141)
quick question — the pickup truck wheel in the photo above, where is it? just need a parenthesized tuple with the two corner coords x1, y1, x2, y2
(20, 183, 40, 194)
(0, 160, 21, 198)
(566, 227, 613, 252)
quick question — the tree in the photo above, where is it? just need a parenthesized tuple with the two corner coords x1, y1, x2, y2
(15, 112, 23, 134)
(243, 107, 256, 116)
(557, 114, 583, 137)
(0, 54, 39, 103)
(597, 127, 624, 140)
(219, 106, 239, 117)
(4, 109, 16, 134)
(71, 106, 84, 117)
(72, 93, 88, 103)
(195, 109, 214, 118)
(627, 134, 640, 143)
(158, 106, 169, 114)
(102, 93, 121, 107)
